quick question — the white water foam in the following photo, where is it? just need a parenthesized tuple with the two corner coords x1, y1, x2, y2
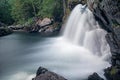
(63, 4, 111, 58)
(1, 4, 111, 80)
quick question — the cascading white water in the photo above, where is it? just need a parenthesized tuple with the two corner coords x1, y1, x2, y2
(63, 4, 111, 58)
(0, 4, 112, 80)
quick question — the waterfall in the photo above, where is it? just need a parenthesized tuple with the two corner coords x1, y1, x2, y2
(63, 4, 111, 58)
(0, 4, 112, 80)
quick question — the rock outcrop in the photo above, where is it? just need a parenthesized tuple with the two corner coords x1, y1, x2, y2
(104, 27, 120, 80)
(86, 0, 120, 80)
(32, 67, 67, 80)
(0, 22, 5, 27)
(8, 25, 24, 30)
(8, 17, 61, 36)
(0, 27, 13, 37)
(88, 73, 104, 80)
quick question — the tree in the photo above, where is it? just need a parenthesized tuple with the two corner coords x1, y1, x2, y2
(0, 0, 14, 25)
(10, 0, 42, 24)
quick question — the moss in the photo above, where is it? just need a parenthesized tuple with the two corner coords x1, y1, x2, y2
(110, 67, 118, 75)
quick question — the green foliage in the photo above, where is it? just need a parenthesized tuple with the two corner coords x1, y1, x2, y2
(0, 0, 14, 25)
(10, 0, 36, 24)
(37, 0, 63, 21)
(0, 0, 63, 25)
(38, 0, 55, 18)
(53, 0, 63, 21)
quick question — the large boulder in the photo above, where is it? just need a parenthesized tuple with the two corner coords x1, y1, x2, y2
(32, 67, 67, 80)
(38, 22, 61, 36)
(26, 18, 55, 33)
(36, 18, 53, 27)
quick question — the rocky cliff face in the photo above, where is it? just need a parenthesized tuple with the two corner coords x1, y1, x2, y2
(87, 0, 119, 31)
(87, 0, 120, 80)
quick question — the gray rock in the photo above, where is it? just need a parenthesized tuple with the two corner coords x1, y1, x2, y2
(37, 18, 53, 27)
(8, 25, 24, 30)
(0, 27, 13, 37)
(0, 22, 5, 27)
(87, 0, 120, 25)
(33, 67, 67, 80)
(86, 0, 120, 80)
(104, 67, 120, 80)
(88, 73, 104, 80)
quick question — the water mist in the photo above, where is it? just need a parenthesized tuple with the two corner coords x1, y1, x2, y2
(0, 4, 111, 80)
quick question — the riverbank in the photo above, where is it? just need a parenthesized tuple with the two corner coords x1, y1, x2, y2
(5, 17, 61, 37)
(0, 27, 13, 37)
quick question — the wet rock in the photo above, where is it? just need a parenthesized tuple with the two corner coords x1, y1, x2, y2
(87, 0, 120, 25)
(104, 66, 120, 80)
(26, 18, 56, 34)
(33, 67, 67, 80)
(85, 0, 120, 80)
(0, 22, 5, 27)
(106, 27, 120, 67)
(68, 0, 81, 10)
(88, 73, 104, 80)
(0, 27, 13, 37)
(36, 67, 48, 76)
(87, 0, 120, 32)
(8, 25, 24, 30)
(105, 27, 120, 80)
(114, 27, 120, 46)
(39, 22, 61, 36)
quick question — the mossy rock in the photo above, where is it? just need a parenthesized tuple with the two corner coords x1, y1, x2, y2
(110, 67, 118, 75)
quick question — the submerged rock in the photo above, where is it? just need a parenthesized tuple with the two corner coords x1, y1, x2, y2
(32, 67, 67, 80)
